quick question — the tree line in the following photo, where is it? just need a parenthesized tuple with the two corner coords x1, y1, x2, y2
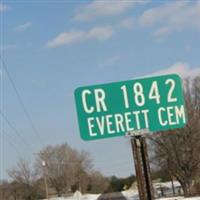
(0, 143, 108, 199)
(0, 143, 136, 200)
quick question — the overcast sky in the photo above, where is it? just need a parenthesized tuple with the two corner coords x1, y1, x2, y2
(1, 0, 200, 179)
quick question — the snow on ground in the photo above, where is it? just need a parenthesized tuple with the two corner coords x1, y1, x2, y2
(43, 191, 200, 200)
(122, 189, 139, 200)
(42, 194, 200, 200)
(159, 197, 200, 200)
(122, 189, 200, 200)
(45, 194, 100, 200)
(154, 181, 181, 188)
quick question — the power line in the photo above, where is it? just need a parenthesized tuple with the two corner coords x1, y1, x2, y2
(2, 130, 22, 157)
(2, 126, 30, 153)
(0, 55, 45, 146)
(0, 110, 34, 152)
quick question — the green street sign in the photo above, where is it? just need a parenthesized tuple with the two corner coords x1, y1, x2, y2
(74, 74, 187, 141)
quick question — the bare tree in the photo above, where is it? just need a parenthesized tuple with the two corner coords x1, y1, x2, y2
(8, 159, 40, 200)
(88, 171, 109, 193)
(36, 143, 93, 196)
(0, 181, 11, 200)
(150, 76, 200, 196)
(72, 151, 93, 193)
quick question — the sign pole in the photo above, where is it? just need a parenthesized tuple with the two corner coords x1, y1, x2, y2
(131, 136, 154, 200)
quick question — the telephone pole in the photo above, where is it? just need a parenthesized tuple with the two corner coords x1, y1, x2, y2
(34, 153, 49, 199)
(42, 160, 49, 200)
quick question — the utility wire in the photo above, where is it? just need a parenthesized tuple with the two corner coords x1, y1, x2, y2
(2, 130, 22, 157)
(0, 55, 45, 146)
(2, 126, 30, 153)
(0, 110, 35, 152)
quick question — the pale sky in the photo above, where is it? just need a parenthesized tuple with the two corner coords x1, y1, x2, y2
(1, 0, 200, 180)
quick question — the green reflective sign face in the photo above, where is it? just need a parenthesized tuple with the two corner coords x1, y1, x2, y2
(74, 74, 186, 141)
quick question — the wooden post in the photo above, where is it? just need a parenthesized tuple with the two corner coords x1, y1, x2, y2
(131, 136, 155, 200)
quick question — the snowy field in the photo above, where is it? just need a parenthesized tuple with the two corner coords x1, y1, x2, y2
(42, 181, 200, 200)
(43, 189, 200, 200)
